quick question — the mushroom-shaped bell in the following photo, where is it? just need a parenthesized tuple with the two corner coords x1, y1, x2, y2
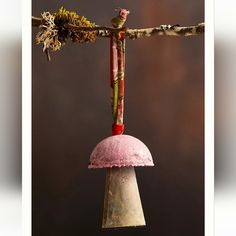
(89, 135, 154, 228)
(89, 135, 154, 168)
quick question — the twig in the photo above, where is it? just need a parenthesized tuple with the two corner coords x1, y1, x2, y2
(32, 16, 44, 27)
(65, 22, 205, 38)
(45, 48, 51, 61)
(32, 16, 204, 39)
(125, 23, 204, 39)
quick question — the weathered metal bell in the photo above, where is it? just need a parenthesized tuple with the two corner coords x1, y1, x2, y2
(89, 135, 154, 228)
(102, 167, 145, 228)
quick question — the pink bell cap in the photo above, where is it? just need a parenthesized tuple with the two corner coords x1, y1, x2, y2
(88, 135, 154, 168)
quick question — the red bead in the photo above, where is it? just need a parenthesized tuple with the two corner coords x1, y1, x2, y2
(112, 123, 124, 135)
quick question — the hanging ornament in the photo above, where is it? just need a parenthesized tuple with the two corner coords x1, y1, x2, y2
(88, 9, 154, 229)
(33, 6, 204, 230)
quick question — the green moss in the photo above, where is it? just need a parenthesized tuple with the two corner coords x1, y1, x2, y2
(54, 7, 97, 44)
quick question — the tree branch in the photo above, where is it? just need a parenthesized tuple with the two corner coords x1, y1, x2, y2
(125, 23, 204, 39)
(32, 16, 204, 39)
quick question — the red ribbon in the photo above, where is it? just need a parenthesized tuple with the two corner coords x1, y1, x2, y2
(110, 33, 114, 88)
(110, 32, 125, 135)
(112, 123, 124, 135)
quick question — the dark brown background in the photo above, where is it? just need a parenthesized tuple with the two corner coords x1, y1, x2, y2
(32, 1, 204, 235)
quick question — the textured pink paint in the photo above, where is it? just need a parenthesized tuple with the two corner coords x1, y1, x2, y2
(88, 135, 154, 168)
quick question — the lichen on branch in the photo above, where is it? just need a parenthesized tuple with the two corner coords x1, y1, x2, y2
(35, 7, 97, 53)
(36, 12, 61, 52)
(54, 7, 97, 43)
(33, 7, 204, 61)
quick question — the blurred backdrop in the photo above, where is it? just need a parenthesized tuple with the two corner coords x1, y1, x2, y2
(215, 1, 236, 236)
(32, 1, 204, 236)
(0, 0, 21, 235)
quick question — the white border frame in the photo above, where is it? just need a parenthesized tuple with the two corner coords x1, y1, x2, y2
(22, 0, 32, 235)
(22, 0, 214, 235)
(205, 0, 214, 236)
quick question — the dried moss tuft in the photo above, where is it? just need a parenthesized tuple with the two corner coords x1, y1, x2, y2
(54, 7, 97, 44)
(36, 7, 97, 53)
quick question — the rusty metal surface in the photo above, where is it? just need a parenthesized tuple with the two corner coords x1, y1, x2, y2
(102, 167, 145, 228)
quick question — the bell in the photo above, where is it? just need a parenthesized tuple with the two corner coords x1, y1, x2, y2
(102, 167, 145, 228)
(89, 135, 154, 228)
